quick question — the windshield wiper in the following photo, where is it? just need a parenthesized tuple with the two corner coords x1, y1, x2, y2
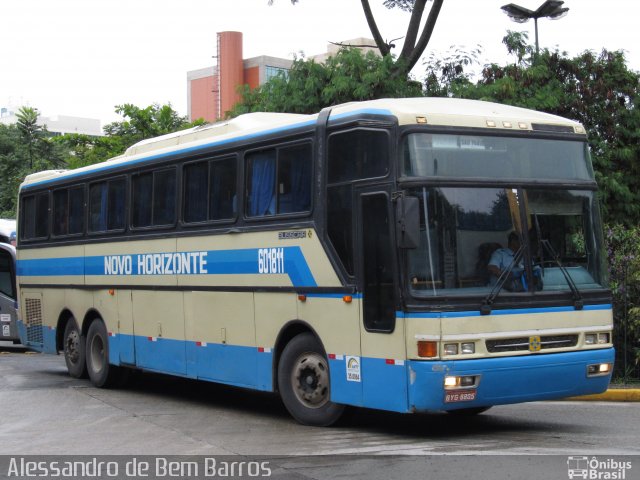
(540, 239, 584, 310)
(481, 246, 525, 315)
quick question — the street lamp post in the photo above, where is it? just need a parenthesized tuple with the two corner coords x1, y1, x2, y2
(501, 1, 569, 55)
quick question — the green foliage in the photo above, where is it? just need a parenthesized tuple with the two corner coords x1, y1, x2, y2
(57, 103, 205, 168)
(229, 48, 423, 116)
(0, 108, 66, 217)
(427, 31, 640, 226)
(605, 224, 640, 381)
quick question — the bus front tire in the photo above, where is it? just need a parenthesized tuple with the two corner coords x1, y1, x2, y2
(63, 318, 87, 379)
(86, 320, 122, 388)
(277, 332, 344, 426)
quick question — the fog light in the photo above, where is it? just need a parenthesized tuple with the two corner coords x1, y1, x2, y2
(460, 375, 476, 387)
(587, 363, 612, 377)
(585, 334, 597, 345)
(461, 342, 475, 354)
(444, 375, 478, 389)
(444, 343, 458, 355)
(444, 376, 459, 388)
(598, 333, 610, 344)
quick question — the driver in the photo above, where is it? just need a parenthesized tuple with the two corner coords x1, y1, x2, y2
(488, 232, 522, 285)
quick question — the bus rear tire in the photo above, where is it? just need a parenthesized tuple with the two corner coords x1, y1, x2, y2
(63, 318, 87, 379)
(277, 332, 344, 426)
(86, 319, 122, 388)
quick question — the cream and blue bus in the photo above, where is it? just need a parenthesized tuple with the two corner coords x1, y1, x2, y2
(16, 98, 614, 425)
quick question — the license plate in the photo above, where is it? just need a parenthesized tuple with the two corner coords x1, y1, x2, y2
(444, 389, 477, 403)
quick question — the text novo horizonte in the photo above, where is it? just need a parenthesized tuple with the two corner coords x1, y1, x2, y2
(104, 252, 208, 276)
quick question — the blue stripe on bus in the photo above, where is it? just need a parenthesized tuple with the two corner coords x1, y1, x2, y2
(399, 303, 612, 318)
(16, 246, 317, 287)
(21, 320, 613, 413)
(20, 108, 395, 191)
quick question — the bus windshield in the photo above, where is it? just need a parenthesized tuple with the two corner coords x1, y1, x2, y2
(403, 133, 594, 181)
(405, 187, 607, 297)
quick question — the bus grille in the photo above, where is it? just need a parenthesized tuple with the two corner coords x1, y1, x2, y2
(486, 334, 579, 353)
(25, 298, 43, 344)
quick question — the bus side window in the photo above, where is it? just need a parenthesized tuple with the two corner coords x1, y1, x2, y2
(53, 186, 84, 236)
(132, 169, 176, 228)
(89, 178, 126, 233)
(246, 143, 311, 218)
(20, 192, 49, 240)
(246, 150, 276, 217)
(277, 144, 312, 214)
(184, 157, 237, 223)
(328, 129, 389, 183)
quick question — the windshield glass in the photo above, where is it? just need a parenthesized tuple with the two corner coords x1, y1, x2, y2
(403, 134, 594, 181)
(406, 187, 607, 298)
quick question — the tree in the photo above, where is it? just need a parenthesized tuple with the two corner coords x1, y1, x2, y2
(426, 32, 640, 226)
(15, 107, 43, 169)
(272, 0, 444, 79)
(229, 47, 423, 116)
(58, 103, 206, 168)
(0, 111, 66, 217)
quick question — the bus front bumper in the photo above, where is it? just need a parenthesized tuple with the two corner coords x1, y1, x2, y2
(407, 348, 615, 412)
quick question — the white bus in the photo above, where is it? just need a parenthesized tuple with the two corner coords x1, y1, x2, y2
(17, 98, 614, 425)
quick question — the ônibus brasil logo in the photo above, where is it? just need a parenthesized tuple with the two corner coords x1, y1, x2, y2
(567, 456, 632, 479)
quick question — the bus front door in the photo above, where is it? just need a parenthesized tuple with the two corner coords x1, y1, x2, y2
(356, 189, 408, 412)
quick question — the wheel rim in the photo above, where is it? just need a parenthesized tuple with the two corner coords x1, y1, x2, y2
(290, 351, 330, 409)
(65, 329, 80, 364)
(90, 333, 105, 373)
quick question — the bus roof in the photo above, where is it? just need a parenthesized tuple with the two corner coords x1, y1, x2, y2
(20, 98, 585, 190)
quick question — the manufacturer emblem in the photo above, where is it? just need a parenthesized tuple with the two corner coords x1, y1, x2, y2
(529, 335, 541, 352)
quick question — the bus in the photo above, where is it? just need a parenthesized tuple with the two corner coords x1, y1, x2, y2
(16, 98, 614, 426)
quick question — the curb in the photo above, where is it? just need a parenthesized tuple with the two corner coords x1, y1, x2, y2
(564, 389, 640, 402)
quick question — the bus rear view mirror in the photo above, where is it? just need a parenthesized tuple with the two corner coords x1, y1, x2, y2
(396, 195, 420, 249)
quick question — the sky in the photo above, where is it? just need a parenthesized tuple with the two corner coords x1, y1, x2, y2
(1, 0, 638, 126)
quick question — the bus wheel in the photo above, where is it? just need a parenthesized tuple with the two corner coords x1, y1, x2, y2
(86, 320, 121, 388)
(63, 318, 87, 379)
(277, 332, 344, 426)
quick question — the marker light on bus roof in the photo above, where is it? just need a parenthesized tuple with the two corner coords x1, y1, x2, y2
(486, 120, 496, 127)
(518, 122, 528, 129)
(416, 116, 427, 124)
(502, 122, 513, 128)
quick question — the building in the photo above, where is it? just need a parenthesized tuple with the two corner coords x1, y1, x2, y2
(187, 32, 291, 123)
(0, 109, 102, 137)
(187, 32, 377, 123)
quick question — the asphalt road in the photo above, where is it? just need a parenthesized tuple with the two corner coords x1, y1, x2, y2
(1, 341, 639, 479)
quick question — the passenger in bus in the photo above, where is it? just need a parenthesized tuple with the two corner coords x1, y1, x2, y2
(487, 232, 523, 286)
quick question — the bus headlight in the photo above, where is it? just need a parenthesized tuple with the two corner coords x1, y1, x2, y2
(585, 332, 611, 345)
(461, 342, 476, 354)
(444, 344, 458, 356)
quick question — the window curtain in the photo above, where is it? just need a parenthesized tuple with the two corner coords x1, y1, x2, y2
(249, 152, 276, 216)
